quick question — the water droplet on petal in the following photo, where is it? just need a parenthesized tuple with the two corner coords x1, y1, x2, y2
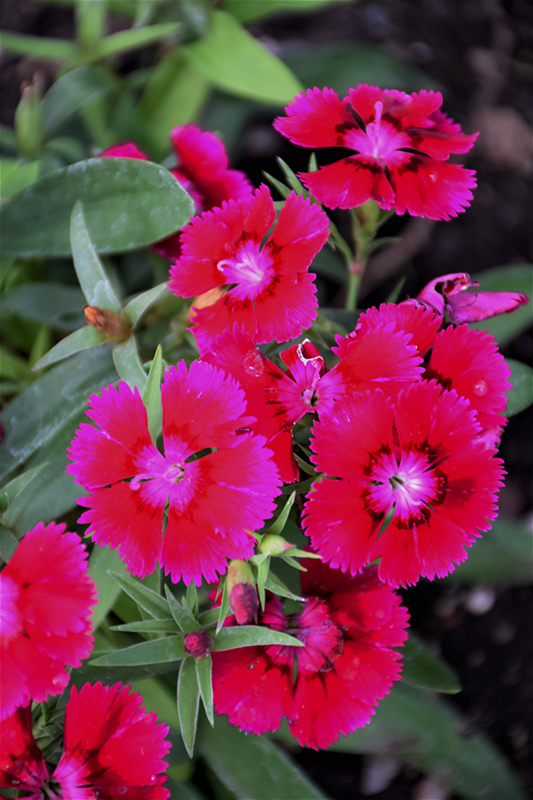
(473, 380, 488, 396)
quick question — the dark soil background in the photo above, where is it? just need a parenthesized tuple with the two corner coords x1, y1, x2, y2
(1, 1, 532, 798)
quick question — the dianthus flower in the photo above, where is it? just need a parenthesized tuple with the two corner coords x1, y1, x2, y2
(101, 124, 252, 260)
(169, 185, 330, 350)
(274, 85, 478, 219)
(67, 361, 281, 585)
(415, 272, 529, 323)
(0, 522, 97, 721)
(0, 683, 170, 798)
(212, 559, 409, 749)
(303, 381, 504, 587)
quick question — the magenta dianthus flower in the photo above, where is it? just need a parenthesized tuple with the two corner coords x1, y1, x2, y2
(169, 185, 330, 350)
(274, 85, 478, 219)
(67, 361, 281, 585)
(415, 272, 529, 323)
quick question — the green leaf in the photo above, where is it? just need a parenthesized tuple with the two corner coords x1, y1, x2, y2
(123, 283, 168, 327)
(0, 158, 195, 257)
(70, 200, 123, 310)
(0, 463, 46, 514)
(446, 516, 533, 585)
(504, 359, 533, 417)
(265, 492, 295, 536)
(0, 346, 116, 484)
(198, 714, 327, 799)
(0, 157, 40, 197)
(112, 337, 147, 392)
(111, 619, 178, 633)
(213, 625, 303, 651)
(0, 523, 19, 563)
(164, 585, 200, 634)
(328, 683, 526, 800)
(0, 283, 85, 331)
(401, 633, 461, 694)
(109, 571, 171, 619)
(91, 635, 185, 666)
(0, 31, 76, 60)
(470, 264, 533, 346)
(41, 66, 117, 135)
(195, 654, 214, 727)
(32, 326, 106, 371)
(183, 10, 302, 105)
(142, 344, 163, 442)
(178, 657, 200, 758)
(88, 544, 129, 629)
(224, 0, 348, 23)
(264, 572, 304, 603)
(97, 23, 181, 58)
(256, 555, 270, 608)
(198, 608, 221, 628)
(186, 582, 198, 616)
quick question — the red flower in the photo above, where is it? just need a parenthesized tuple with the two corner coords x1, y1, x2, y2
(169, 185, 330, 350)
(101, 125, 252, 260)
(0, 683, 171, 799)
(212, 559, 409, 749)
(415, 272, 529, 323)
(274, 85, 478, 219)
(303, 382, 504, 587)
(0, 522, 97, 721)
(67, 361, 281, 585)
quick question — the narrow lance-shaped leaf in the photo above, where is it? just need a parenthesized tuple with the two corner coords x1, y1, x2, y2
(401, 633, 461, 694)
(32, 326, 106, 372)
(186, 581, 198, 616)
(213, 625, 304, 651)
(178, 657, 200, 758)
(265, 491, 295, 537)
(111, 619, 178, 634)
(123, 282, 168, 327)
(88, 545, 129, 630)
(504, 359, 533, 418)
(70, 200, 122, 311)
(0, 524, 19, 564)
(112, 337, 147, 393)
(108, 571, 171, 619)
(97, 23, 181, 58)
(142, 345, 163, 444)
(91, 636, 185, 667)
(0, 463, 47, 514)
(164, 584, 199, 634)
(195, 654, 214, 727)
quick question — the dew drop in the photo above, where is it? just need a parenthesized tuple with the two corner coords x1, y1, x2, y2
(473, 379, 488, 396)
(117, 787, 127, 795)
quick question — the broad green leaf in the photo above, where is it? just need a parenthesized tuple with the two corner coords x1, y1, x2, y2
(91, 635, 185, 666)
(195, 654, 214, 727)
(112, 619, 178, 633)
(198, 715, 326, 799)
(142, 345, 163, 443)
(0, 31, 76, 60)
(0, 158, 195, 257)
(183, 10, 302, 105)
(504, 359, 533, 417)
(0, 283, 85, 330)
(109, 571, 171, 619)
(0, 346, 116, 484)
(178, 657, 200, 758)
(32, 326, 106, 371)
(112, 337, 147, 392)
(97, 22, 181, 58)
(139, 51, 210, 157)
(328, 683, 526, 800)
(41, 66, 117, 135)
(446, 516, 533, 585)
(0, 464, 46, 514)
(88, 544, 129, 629)
(0, 523, 19, 563)
(123, 283, 168, 327)
(165, 585, 200, 634)
(225, 0, 349, 23)
(0, 157, 40, 197)
(401, 633, 461, 694)
(213, 625, 303, 651)
(70, 200, 122, 310)
(285, 42, 439, 96)
(470, 264, 533, 346)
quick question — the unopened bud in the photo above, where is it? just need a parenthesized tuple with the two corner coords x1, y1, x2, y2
(227, 560, 258, 625)
(258, 534, 294, 557)
(15, 75, 44, 158)
(84, 306, 130, 341)
(184, 630, 212, 659)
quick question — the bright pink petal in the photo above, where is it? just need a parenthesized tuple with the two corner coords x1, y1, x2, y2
(301, 157, 396, 210)
(391, 159, 477, 220)
(0, 705, 49, 791)
(274, 87, 354, 147)
(100, 142, 149, 160)
(268, 192, 330, 277)
(354, 301, 442, 357)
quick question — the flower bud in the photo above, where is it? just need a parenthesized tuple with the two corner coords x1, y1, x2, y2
(15, 75, 44, 158)
(227, 560, 258, 625)
(184, 630, 212, 659)
(84, 306, 130, 341)
(258, 534, 294, 557)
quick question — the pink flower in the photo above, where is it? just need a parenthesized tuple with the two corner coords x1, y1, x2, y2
(169, 185, 330, 350)
(212, 559, 409, 749)
(101, 125, 252, 260)
(0, 522, 97, 721)
(67, 361, 281, 585)
(274, 85, 478, 219)
(415, 272, 529, 323)
(0, 683, 171, 798)
(303, 381, 504, 587)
